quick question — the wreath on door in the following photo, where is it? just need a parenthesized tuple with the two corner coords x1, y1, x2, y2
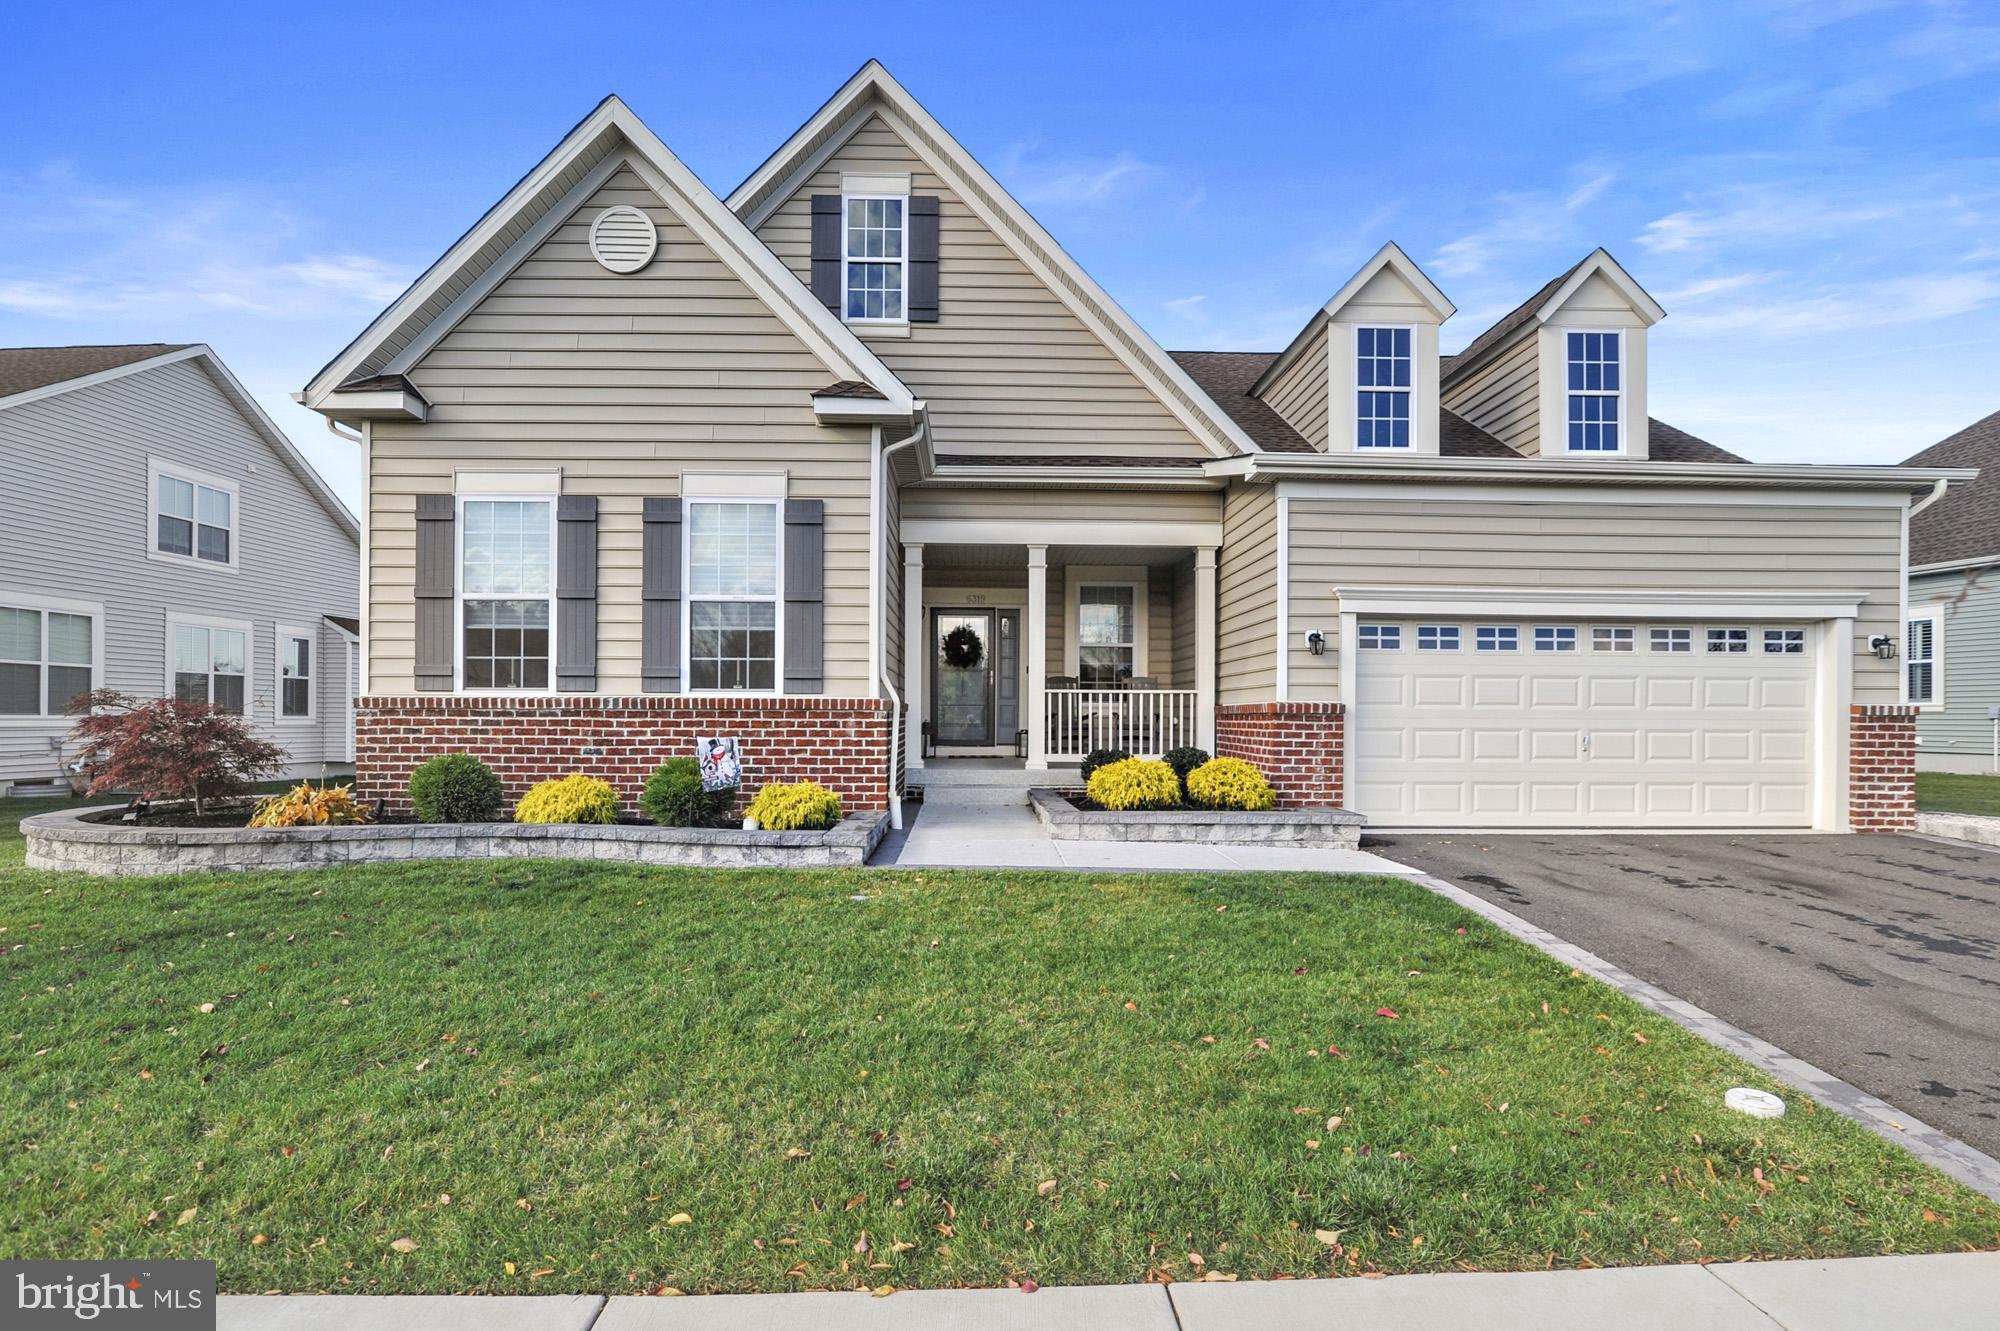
(942, 624, 986, 670)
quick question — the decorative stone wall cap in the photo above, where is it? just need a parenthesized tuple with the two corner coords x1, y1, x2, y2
(356, 694, 892, 712)
(1027, 789, 1364, 825)
(1212, 701, 1347, 717)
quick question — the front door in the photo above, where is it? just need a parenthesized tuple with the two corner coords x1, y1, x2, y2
(931, 609, 1020, 749)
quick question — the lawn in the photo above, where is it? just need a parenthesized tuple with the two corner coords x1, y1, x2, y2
(1916, 771, 2000, 816)
(0, 800, 1995, 1295)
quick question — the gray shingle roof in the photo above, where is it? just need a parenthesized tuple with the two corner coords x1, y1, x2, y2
(0, 344, 193, 400)
(1906, 408, 2000, 567)
(1439, 262, 1583, 385)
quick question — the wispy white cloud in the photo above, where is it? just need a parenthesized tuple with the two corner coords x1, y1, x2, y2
(1163, 294, 1207, 314)
(1430, 169, 1615, 277)
(1664, 272, 2000, 337)
(1000, 148, 1162, 208)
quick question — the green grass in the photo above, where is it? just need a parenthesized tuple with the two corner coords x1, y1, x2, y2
(1916, 771, 2000, 816)
(0, 804, 1995, 1295)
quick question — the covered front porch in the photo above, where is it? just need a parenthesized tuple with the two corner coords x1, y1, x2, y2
(900, 535, 1217, 773)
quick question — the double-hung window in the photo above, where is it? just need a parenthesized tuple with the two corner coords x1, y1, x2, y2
(279, 629, 314, 719)
(152, 461, 236, 565)
(461, 499, 553, 690)
(686, 501, 780, 692)
(1565, 331, 1622, 452)
(172, 619, 247, 713)
(0, 602, 95, 716)
(1356, 326, 1412, 448)
(1907, 613, 1939, 705)
(1077, 585, 1139, 686)
(844, 195, 906, 322)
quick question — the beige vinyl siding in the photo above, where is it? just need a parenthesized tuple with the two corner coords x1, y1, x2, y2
(0, 358, 358, 788)
(1443, 333, 1537, 455)
(1217, 483, 1278, 704)
(1283, 492, 1905, 705)
(1259, 324, 1329, 449)
(901, 485, 1219, 525)
(755, 112, 1210, 463)
(1169, 555, 1197, 691)
(373, 164, 878, 695)
(884, 469, 903, 693)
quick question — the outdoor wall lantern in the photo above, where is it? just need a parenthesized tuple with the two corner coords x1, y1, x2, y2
(1306, 629, 1327, 656)
(1868, 634, 1898, 660)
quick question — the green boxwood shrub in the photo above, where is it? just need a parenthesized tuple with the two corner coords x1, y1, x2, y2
(640, 757, 732, 828)
(1162, 746, 1210, 797)
(1079, 748, 1131, 784)
(407, 752, 504, 823)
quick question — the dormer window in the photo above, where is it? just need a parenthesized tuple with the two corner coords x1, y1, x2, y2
(1565, 331, 1622, 452)
(1356, 327, 1412, 448)
(844, 196, 906, 322)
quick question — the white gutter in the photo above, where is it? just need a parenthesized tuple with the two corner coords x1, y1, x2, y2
(1209, 452, 1978, 490)
(875, 417, 930, 831)
(1909, 475, 1952, 518)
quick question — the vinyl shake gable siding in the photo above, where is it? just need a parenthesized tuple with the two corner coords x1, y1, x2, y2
(0, 356, 358, 788)
(370, 162, 879, 695)
(752, 110, 1212, 463)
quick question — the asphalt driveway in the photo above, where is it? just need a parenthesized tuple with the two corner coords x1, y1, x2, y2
(1364, 832, 2000, 1158)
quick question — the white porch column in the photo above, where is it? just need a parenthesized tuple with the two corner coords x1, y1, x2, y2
(903, 543, 925, 772)
(1195, 545, 1217, 751)
(1027, 544, 1049, 770)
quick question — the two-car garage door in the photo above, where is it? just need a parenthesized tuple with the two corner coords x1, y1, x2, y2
(1350, 620, 1817, 828)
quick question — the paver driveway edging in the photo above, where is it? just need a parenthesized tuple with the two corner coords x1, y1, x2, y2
(1399, 867, 2000, 1202)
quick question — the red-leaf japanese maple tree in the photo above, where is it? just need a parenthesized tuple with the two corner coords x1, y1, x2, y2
(66, 690, 285, 814)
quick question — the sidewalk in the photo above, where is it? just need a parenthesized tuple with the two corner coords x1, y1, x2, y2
(214, 1252, 2000, 1329)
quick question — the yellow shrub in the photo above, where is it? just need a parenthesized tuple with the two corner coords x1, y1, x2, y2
(746, 780, 842, 831)
(1185, 757, 1276, 811)
(1086, 757, 1182, 811)
(248, 781, 373, 828)
(514, 773, 620, 825)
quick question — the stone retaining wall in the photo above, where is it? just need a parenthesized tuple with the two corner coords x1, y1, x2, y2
(1027, 789, 1362, 847)
(24, 806, 888, 877)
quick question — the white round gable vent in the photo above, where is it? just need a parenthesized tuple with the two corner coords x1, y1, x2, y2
(589, 205, 658, 273)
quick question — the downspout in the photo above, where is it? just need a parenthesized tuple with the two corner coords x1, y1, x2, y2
(1909, 475, 1949, 518)
(877, 417, 929, 831)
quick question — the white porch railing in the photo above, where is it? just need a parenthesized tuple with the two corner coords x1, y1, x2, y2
(1045, 689, 1200, 760)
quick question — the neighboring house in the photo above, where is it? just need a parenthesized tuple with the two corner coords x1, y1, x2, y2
(0, 343, 361, 794)
(1904, 409, 2000, 773)
(301, 62, 1961, 833)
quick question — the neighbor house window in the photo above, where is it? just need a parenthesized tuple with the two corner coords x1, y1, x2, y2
(686, 500, 780, 692)
(1907, 614, 1939, 705)
(1763, 628, 1806, 655)
(461, 498, 553, 690)
(0, 603, 95, 716)
(1356, 327, 1412, 448)
(1077, 585, 1138, 686)
(172, 620, 247, 714)
(1650, 627, 1691, 653)
(844, 196, 906, 321)
(152, 462, 236, 565)
(1565, 331, 1622, 452)
(1358, 623, 1401, 650)
(1534, 626, 1577, 652)
(1417, 624, 1460, 651)
(1475, 625, 1517, 652)
(1707, 627, 1749, 654)
(280, 631, 314, 719)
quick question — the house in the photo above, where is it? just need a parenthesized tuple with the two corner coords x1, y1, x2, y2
(0, 343, 361, 794)
(1904, 409, 2000, 773)
(300, 62, 1961, 833)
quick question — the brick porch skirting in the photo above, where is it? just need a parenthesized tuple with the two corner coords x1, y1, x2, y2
(1849, 703, 1918, 833)
(1213, 701, 1345, 809)
(355, 696, 895, 815)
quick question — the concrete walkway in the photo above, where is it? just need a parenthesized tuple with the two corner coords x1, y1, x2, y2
(215, 1252, 2000, 1329)
(871, 797, 1412, 874)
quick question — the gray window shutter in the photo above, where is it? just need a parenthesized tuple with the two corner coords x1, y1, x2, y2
(909, 195, 940, 323)
(783, 499, 825, 694)
(642, 498, 682, 692)
(414, 495, 455, 691)
(811, 195, 842, 314)
(555, 495, 597, 692)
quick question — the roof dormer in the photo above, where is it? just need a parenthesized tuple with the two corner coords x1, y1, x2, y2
(1253, 242, 1454, 455)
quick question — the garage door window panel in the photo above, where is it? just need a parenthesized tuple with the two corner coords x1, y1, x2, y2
(1534, 626, 1577, 652)
(1707, 627, 1749, 654)
(1592, 626, 1634, 653)
(1359, 623, 1401, 651)
(1763, 628, 1806, 655)
(1417, 625, 1461, 651)
(1476, 626, 1517, 652)
(1650, 627, 1691, 653)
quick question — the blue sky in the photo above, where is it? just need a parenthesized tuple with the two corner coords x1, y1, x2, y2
(3, 1, 1996, 510)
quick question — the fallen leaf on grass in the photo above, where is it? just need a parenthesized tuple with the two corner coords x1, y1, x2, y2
(175, 1207, 198, 1227)
(667, 1213, 692, 1226)
(1019, 1279, 1040, 1293)
(1198, 1271, 1238, 1282)
(871, 1285, 895, 1297)
(1314, 1228, 1344, 1245)
(389, 1237, 418, 1254)
(1631, 1032, 1649, 1044)
(654, 1286, 683, 1296)
(198, 1003, 216, 1015)
(504, 1262, 516, 1276)
(1376, 1008, 1399, 1020)
(250, 1233, 269, 1247)
(1326, 1115, 1343, 1131)
(784, 1147, 812, 1160)
(1037, 1180, 1058, 1195)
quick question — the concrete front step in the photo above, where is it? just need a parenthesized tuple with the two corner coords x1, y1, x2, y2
(918, 785, 1034, 809)
(912, 763, 1078, 789)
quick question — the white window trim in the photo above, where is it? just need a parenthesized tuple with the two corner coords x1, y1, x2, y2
(1562, 328, 1627, 456)
(1906, 609, 1942, 709)
(164, 612, 254, 716)
(0, 592, 104, 726)
(680, 496, 786, 699)
(147, 455, 241, 573)
(1063, 566, 1150, 683)
(1354, 324, 1416, 450)
(1474, 625, 1518, 652)
(841, 192, 910, 326)
(454, 493, 558, 696)
(276, 623, 318, 724)
(1415, 623, 1461, 651)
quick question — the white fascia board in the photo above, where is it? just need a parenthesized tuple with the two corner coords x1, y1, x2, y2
(1326, 241, 1455, 322)
(1333, 585, 1865, 621)
(901, 517, 1223, 547)
(323, 389, 428, 421)
(1537, 248, 1666, 326)
(812, 395, 917, 423)
(1222, 452, 1975, 493)
(1910, 554, 2000, 576)
(919, 466, 1219, 489)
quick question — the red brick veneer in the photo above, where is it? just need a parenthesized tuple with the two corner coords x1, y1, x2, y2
(1213, 701, 1345, 809)
(1849, 704, 1917, 833)
(355, 696, 894, 815)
